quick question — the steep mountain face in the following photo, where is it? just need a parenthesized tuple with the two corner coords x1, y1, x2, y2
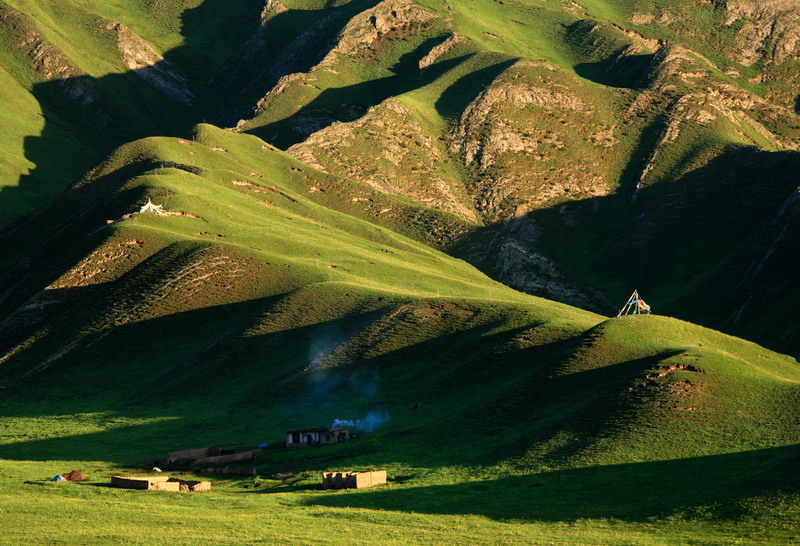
(289, 97, 479, 221)
(448, 58, 618, 219)
(247, 0, 800, 353)
(239, 0, 451, 147)
(111, 22, 194, 104)
(0, 0, 799, 356)
(725, 0, 799, 69)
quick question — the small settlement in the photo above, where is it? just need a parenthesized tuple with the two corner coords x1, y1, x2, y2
(120, 432, 386, 493)
(286, 427, 350, 448)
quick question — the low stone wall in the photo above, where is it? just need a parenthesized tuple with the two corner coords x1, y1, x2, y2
(111, 476, 180, 492)
(111, 475, 211, 492)
(201, 466, 257, 477)
(142, 457, 168, 467)
(177, 479, 211, 492)
(146, 445, 262, 468)
(353, 470, 387, 489)
(168, 447, 219, 460)
(194, 448, 261, 465)
(322, 470, 387, 489)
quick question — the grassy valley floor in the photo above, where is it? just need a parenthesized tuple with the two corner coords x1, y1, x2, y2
(0, 448, 798, 544)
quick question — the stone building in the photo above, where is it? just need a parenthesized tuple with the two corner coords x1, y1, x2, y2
(285, 427, 350, 448)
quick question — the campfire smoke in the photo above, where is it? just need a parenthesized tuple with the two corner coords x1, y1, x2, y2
(299, 324, 390, 432)
(331, 410, 389, 433)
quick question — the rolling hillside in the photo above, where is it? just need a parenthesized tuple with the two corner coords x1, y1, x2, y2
(1, 0, 799, 353)
(0, 123, 798, 544)
(0, 0, 799, 543)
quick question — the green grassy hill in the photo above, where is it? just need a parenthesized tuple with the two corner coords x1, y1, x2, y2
(1, 0, 800, 543)
(234, 0, 800, 354)
(1, 0, 798, 352)
(0, 123, 798, 543)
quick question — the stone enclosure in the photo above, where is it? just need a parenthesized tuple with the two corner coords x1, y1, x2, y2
(322, 470, 387, 489)
(111, 476, 211, 492)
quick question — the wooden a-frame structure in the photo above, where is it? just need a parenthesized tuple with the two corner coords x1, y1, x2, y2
(617, 289, 651, 317)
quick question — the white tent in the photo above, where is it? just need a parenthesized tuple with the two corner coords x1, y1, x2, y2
(139, 199, 166, 215)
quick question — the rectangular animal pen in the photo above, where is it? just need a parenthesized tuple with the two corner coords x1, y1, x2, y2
(322, 470, 386, 489)
(111, 476, 211, 492)
(144, 446, 262, 467)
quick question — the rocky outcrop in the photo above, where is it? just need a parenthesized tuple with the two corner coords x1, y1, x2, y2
(289, 98, 479, 221)
(110, 22, 193, 104)
(608, 22, 660, 51)
(644, 44, 710, 92)
(318, 0, 441, 65)
(725, 0, 800, 67)
(261, 0, 288, 21)
(474, 236, 608, 313)
(450, 60, 614, 220)
(452, 66, 589, 167)
(418, 34, 462, 71)
(627, 13, 655, 26)
(0, 7, 101, 108)
(239, 0, 448, 143)
(708, 84, 798, 149)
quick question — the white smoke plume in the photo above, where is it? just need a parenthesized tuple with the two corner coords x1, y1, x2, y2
(331, 410, 390, 433)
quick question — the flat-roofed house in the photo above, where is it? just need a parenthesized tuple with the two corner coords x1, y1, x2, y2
(286, 427, 350, 448)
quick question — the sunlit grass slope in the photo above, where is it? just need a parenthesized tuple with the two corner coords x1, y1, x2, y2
(0, 0, 798, 542)
(0, 124, 798, 544)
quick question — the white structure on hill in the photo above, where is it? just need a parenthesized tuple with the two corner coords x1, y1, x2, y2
(139, 199, 166, 215)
